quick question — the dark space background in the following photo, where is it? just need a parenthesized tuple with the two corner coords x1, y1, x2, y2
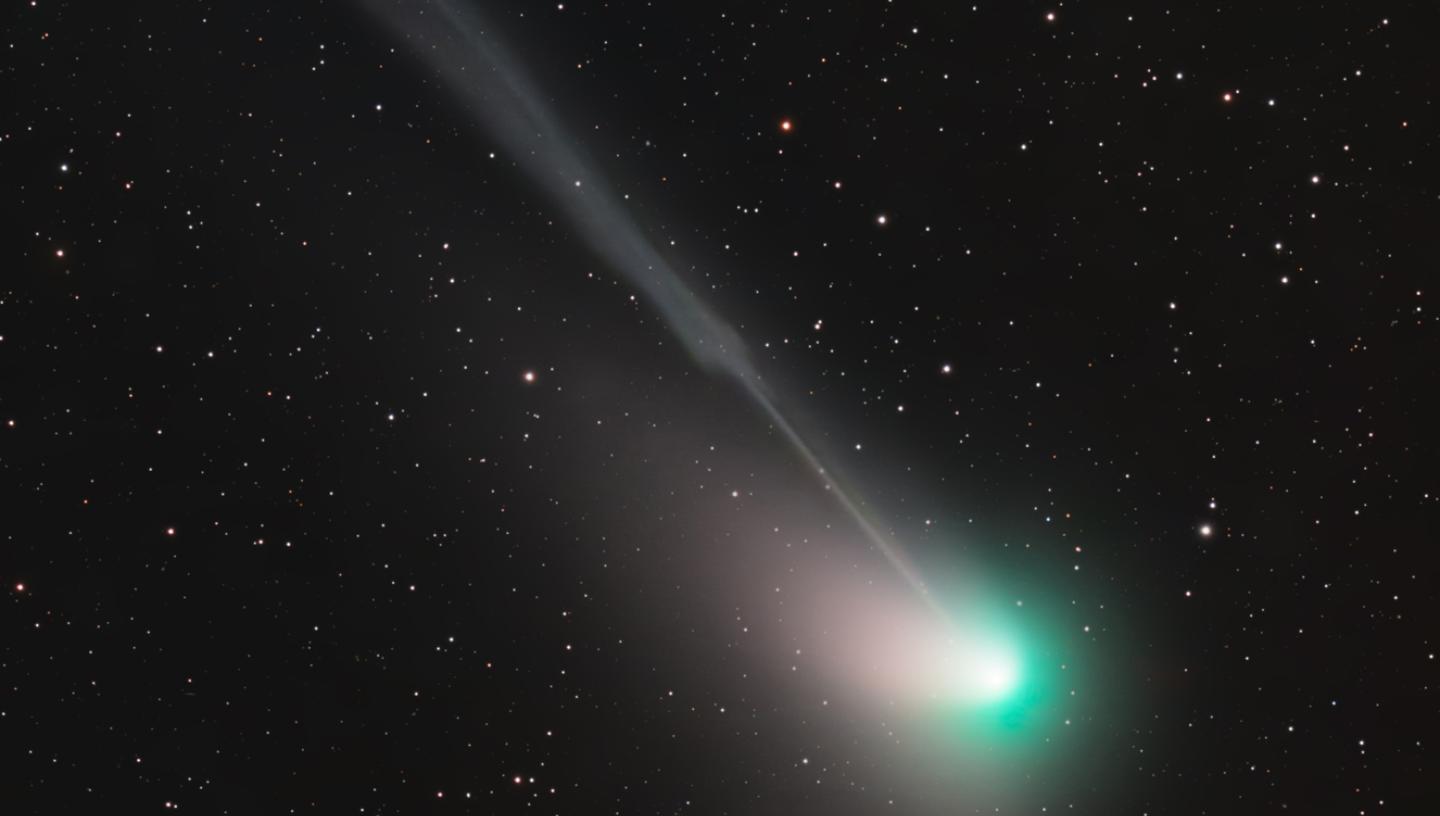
(4, 1, 1437, 813)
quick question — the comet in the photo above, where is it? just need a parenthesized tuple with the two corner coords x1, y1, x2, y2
(357, 0, 1029, 710)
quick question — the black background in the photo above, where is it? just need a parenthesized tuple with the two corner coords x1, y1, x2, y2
(5, 1, 1437, 813)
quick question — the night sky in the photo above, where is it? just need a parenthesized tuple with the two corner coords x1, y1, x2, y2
(6, 1, 1438, 813)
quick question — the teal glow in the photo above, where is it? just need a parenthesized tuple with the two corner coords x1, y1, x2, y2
(922, 588, 1073, 745)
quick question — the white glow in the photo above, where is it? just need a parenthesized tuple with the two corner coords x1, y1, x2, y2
(810, 581, 1022, 709)
(938, 637, 1021, 703)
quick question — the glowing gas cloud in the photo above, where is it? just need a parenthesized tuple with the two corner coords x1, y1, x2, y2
(358, 0, 1037, 716)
